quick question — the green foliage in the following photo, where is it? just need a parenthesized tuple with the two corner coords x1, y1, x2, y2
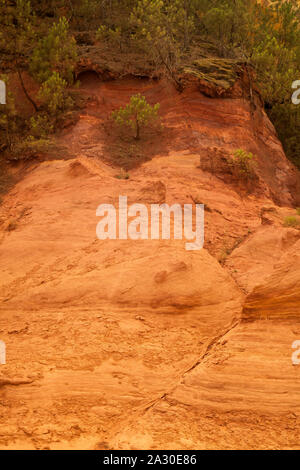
(30, 16, 77, 84)
(284, 216, 300, 228)
(188, 1, 300, 169)
(228, 149, 257, 178)
(72, 0, 102, 30)
(268, 102, 300, 168)
(0, 0, 40, 113)
(296, 208, 300, 216)
(0, 76, 16, 151)
(23, 72, 74, 153)
(90, 1, 300, 168)
(16, 135, 52, 157)
(132, 0, 195, 47)
(130, 0, 196, 86)
(9, 113, 54, 159)
(29, 114, 53, 139)
(249, 2, 300, 168)
(200, 0, 253, 54)
(0, 3, 78, 162)
(112, 93, 160, 140)
(252, 33, 298, 104)
(96, 25, 123, 51)
(38, 72, 73, 116)
(28, 16, 77, 134)
(0, 0, 35, 60)
(2, 0, 300, 171)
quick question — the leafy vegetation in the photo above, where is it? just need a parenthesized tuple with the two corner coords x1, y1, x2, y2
(96, 25, 123, 52)
(112, 94, 160, 140)
(228, 149, 257, 179)
(30, 17, 77, 84)
(1, 0, 300, 169)
(284, 216, 300, 228)
(38, 72, 74, 116)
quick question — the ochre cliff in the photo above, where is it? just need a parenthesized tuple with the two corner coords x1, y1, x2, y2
(0, 75, 299, 449)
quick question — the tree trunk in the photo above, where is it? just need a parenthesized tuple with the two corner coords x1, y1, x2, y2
(17, 68, 39, 112)
(184, 0, 190, 50)
(155, 44, 183, 92)
(135, 120, 140, 140)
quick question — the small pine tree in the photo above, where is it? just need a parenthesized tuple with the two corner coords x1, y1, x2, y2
(38, 72, 73, 116)
(30, 17, 77, 84)
(0, 0, 38, 111)
(112, 94, 160, 140)
(131, 0, 182, 88)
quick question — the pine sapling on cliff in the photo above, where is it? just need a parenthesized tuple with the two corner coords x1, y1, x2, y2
(112, 94, 160, 141)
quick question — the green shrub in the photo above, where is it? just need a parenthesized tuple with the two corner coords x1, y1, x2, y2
(29, 114, 54, 139)
(228, 149, 257, 178)
(14, 114, 54, 158)
(284, 216, 300, 228)
(96, 25, 123, 51)
(112, 94, 160, 140)
(30, 17, 77, 84)
(38, 72, 74, 116)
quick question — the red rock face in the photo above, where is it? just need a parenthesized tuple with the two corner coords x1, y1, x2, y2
(243, 237, 300, 320)
(0, 76, 299, 449)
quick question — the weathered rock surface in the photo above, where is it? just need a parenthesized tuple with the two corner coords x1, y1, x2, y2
(0, 76, 299, 449)
(243, 238, 300, 320)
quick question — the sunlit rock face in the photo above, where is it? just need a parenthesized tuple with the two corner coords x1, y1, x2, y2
(0, 76, 299, 450)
